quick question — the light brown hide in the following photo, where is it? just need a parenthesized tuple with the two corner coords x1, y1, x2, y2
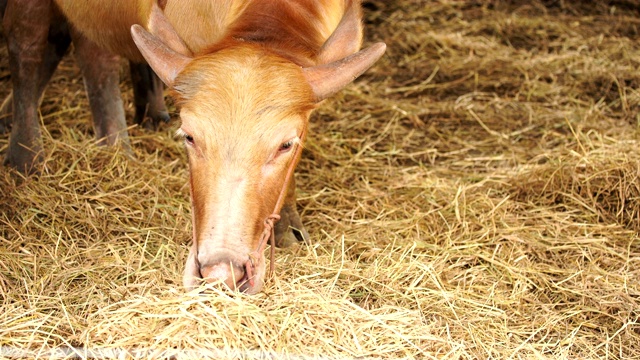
(54, 0, 384, 294)
(54, 0, 348, 64)
(54, 0, 152, 62)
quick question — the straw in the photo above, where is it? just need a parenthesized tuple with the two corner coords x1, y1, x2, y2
(1, 1, 639, 358)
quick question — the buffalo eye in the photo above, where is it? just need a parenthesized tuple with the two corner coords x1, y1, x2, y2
(279, 139, 294, 152)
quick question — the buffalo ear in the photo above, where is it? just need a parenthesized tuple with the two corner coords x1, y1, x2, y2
(131, 24, 192, 87)
(303, 42, 386, 102)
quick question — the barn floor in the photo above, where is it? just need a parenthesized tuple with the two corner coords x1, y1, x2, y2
(1, 1, 639, 358)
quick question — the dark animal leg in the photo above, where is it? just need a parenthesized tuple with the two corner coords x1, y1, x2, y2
(0, 9, 70, 135)
(130, 61, 170, 130)
(70, 29, 131, 151)
(3, 0, 52, 173)
(274, 176, 310, 247)
(0, 96, 11, 134)
(0, 0, 10, 131)
(0, 0, 5, 131)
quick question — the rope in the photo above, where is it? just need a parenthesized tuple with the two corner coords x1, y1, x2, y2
(245, 123, 308, 286)
(245, 214, 280, 286)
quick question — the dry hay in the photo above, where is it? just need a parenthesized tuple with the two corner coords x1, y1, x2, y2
(1, 0, 639, 358)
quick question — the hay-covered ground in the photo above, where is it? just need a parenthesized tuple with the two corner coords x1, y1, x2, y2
(1, 0, 639, 358)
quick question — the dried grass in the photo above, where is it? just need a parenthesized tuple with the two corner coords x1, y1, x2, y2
(1, 0, 639, 358)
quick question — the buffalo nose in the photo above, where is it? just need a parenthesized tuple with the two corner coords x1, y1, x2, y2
(200, 261, 246, 290)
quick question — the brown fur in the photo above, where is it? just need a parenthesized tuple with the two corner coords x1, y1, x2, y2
(54, 0, 152, 62)
(219, 0, 347, 66)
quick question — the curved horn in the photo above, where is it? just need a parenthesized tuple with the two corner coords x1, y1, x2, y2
(147, 1, 192, 57)
(131, 24, 192, 87)
(303, 42, 386, 102)
(317, 1, 363, 64)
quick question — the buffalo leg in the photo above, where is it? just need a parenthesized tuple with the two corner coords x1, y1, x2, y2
(1, 10, 70, 135)
(70, 30, 130, 151)
(0, 0, 8, 132)
(274, 177, 310, 247)
(130, 62, 170, 130)
(0, 96, 11, 134)
(0, 0, 5, 131)
(3, 0, 52, 173)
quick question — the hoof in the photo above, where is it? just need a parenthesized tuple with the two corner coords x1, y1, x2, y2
(134, 107, 171, 131)
(274, 204, 310, 247)
(4, 147, 43, 175)
(0, 93, 13, 134)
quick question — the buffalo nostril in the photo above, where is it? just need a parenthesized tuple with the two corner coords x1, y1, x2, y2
(200, 262, 246, 290)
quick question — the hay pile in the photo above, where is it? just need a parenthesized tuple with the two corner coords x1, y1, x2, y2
(1, 0, 639, 358)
